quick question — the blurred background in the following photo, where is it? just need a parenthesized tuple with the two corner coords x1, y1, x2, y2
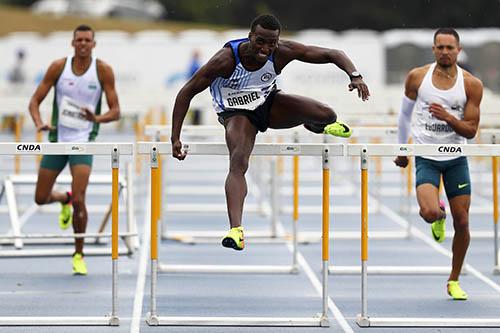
(0, 0, 499, 129)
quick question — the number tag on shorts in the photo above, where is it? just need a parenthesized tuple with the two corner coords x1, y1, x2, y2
(59, 96, 91, 130)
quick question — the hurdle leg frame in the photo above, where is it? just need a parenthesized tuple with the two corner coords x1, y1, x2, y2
(146, 146, 160, 325)
(125, 161, 140, 250)
(292, 139, 300, 271)
(354, 144, 500, 328)
(492, 151, 500, 274)
(0, 144, 127, 326)
(0, 170, 136, 257)
(4, 177, 23, 249)
(142, 142, 333, 327)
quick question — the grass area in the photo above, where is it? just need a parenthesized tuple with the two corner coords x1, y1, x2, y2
(0, 5, 233, 36)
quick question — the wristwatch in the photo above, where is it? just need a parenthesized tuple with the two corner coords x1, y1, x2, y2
(349, 71, 362, 79)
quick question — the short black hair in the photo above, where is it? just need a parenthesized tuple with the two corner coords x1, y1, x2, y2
(73, 24, 95, 39)
(250, 14, 281, 33)
(434, 28, 460, 44)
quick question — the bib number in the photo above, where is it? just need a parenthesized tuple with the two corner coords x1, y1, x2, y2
(221, 88, 264, 110)
(59, 96, 91, 130)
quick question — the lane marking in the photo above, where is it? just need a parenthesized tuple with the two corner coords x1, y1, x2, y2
(276, 222, 354, 333)
(130, 180, 151, 333)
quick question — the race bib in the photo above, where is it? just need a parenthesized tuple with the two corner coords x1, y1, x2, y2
(221, 88, 265, 110)
(59, 96, 91, 130)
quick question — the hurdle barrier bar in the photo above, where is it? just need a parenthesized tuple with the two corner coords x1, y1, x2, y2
(0, 163, 138, 257)
(0, 142, 133, 326)
(137, 141, 341, 327)
(351, 143, 500, 328)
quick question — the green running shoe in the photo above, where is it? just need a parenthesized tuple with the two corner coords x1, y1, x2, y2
(431, 200, 446, 243)
(323, 120, 352, 138)
(59, 203, 72, 230)
(221, 226, 244, 251)
(447, 280, 468, 300)
(72, 253, 87, 276)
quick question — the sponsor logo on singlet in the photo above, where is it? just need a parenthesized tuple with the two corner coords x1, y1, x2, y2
(261, 72, 273, 82)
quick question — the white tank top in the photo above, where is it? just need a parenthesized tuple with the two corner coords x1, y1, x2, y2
(412, 63, 467, 161)
(210, 38, 278, 113)
(51, 56, 102, 142)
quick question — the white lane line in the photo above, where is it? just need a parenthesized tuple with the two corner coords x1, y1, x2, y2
(374, 195, 500, 294)
(130, 182, 151, 333)
(276, 222, 354, 333)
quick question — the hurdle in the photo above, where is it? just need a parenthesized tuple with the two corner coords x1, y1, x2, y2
(137, 141, 341, 327)
(351, 143, 500, 327)
(0, 142, 133, 326)
(0, 162, 138, 257)
(328, 134, 500, 275)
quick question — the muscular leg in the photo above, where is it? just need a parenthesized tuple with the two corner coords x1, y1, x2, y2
(448, 195, 470, 281)
(416, 184, 445, 223)
(224, 115, 257, 228)
(70, 164, 91, 254)
(34, 168, 68, 205)
(268, 92, 337, 132)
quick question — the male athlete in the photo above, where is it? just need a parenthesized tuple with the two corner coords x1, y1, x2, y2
(171, 14, 370, 251)
(28, 25, 120, 275)
(394, 28, 483, 299)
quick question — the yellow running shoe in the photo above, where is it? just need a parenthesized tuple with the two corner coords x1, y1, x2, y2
(447, 280, 468, 300)
(72, 253, 87, 275)
(221, 226, 244, 251)
(323, 120, 352, 138)
(431, 200, 446, 243)
(59, 192, 72, 230)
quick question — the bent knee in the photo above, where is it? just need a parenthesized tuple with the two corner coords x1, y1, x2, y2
(34, 195, 49, 205)
(420, 207, 442, 223)
(316, 104, 337, 124)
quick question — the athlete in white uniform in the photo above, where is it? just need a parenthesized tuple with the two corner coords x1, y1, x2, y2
(171, 14, 370, 251)
(395, 28, 483, 300)
(29, 25, 120, 275)
(54, 55, 103, 143)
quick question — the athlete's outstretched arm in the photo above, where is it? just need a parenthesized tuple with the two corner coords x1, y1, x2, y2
(275, 40, 369, 100)
(28, 59, 65, 131)
(171, 48, 234, 160)
(84, 60, 120, 123)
